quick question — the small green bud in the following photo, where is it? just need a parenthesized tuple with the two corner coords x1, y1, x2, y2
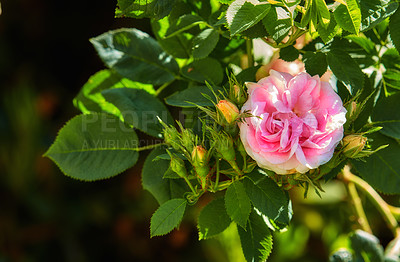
(216, 100, 240, 125)
(215, 133, 236, 162)
(181, 128, 196, 153)
(167, 150, 187, 178)
(230, 84, 247, 105)
(342, 135, 367, 158)
(163, 126, 181, 151)
(191, 145, 208, 167)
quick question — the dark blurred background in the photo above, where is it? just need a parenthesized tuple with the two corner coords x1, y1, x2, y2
(0, 1, 394, 261)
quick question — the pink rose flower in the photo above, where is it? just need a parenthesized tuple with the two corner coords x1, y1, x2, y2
(239, 70, 346, 174)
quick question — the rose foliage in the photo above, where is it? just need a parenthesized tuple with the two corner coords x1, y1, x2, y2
(45, 0, 400, 261)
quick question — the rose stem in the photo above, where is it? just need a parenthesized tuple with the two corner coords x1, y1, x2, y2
(246, 39, 254, 68)
(214, 158, 220, 192)
(347, 181, 372, 234)
(341, 165, 400, 237)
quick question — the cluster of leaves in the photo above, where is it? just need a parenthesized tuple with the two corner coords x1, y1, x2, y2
(44, 0, 400, 261)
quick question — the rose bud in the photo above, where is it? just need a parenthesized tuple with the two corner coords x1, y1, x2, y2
(214, 133, 236, 162)
(342, 135, 367, 158)
(180, 128, 196, 153)
(191, 146, 209, 190)
(239, 70, 346, 174)
(163, 125, 181, 151)
(230, 84, 247, 106)
(216, 100, 239, 125)
(167, 150, 187, 178)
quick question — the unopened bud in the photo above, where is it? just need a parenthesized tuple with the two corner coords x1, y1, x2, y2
(181, 128, 196, 153)
(216, 100, 239, 125)
(215, 133, 236, 162)
(346, 101, 359, 121)
(230, 84, 247, 105)
(191, 145, 208, 167)
(167, 150, 187, 178)
(163, 126, 180, 151)
(191, 146, 209, 190)
(342, 135, 367, 158)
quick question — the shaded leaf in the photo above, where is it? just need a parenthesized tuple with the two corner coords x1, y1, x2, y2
(165, 85, 223, 107)
(44, 113, 139, 181)
(198, 198, 231, 239)
(243, 169, 292, 225)
(389, 7, 400, 53)
(352, 132, 400, 194)
(150, 198, 187, 237)
(225, 181, 251, 228)
(360, 0, 398, 32)
(181, 58, 224, 85)
(90, 28, 179, 85)
(192, 28, 220, 59)
(279, 45, 299, 62)
(142, 147, 189, 204)
(327, 51, 364, 95)
(303, 52, 328, 77)
(238, 209, 273, 262)
(372, 92, 400, 139)
(262, 6, 292, 43)
(102, 88, 173, 138)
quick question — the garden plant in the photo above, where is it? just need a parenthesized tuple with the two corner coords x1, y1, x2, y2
(45, 0, 400, 261)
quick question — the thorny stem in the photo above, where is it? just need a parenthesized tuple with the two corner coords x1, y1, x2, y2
(214, 159, 220, 192)
(341, 165, 400, 237)
(246, 39, 254, 68)
(347, 181, 373, 234)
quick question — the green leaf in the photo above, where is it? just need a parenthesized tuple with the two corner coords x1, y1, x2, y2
(236, 65, 261, 84)
(102, 88, 173, 138)
(225, 181, 251, 229)
(181, 58, 224, 85)
(90, 28, 179, 85)
(317, 13, 338, 43)
(226, 0, 271, 36)
(279, 45, 299, 62)
(314, 0, 330, 27)
(243, 169, 292, 225)
(192, 28, 220, 59)
(360, 0, 398, 32)
(303, 52, 328, 77)
(150, 198, 187, 237)
(383, 69, 400, 90)
(44, 113, 139, 181)
(165, 14, 205, 38)
(345, 35, 377, 55)
(198, 198, 231, 239)
(389, 7, 400, 53)
(151, 17, 192, 59)
(115, 0, 177, 19)
(238, 209, 273, 262)
(142, 148, 189, 204)
(352, 132, 400, 194)
(165, 85, 223, 107)
(372, 92, 400, 139)
(381, 48, 400, 71)
(73, 70, 155, 116)
(334, 0, 362, 34)
(262, 6, 292, 43)
(327, 51, 364, 95)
